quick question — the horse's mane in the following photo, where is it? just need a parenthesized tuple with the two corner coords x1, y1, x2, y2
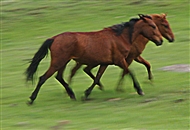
(110, 15, 152, 43)
(110, 18, 140, 36)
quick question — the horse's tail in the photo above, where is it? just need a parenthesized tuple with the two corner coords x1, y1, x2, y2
(25, 38, 54, 82)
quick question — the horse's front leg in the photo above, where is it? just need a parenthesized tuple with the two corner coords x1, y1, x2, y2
(134, 56, 153, 80)
(120, 59, 144, 95)
(128, 69, 144, 95)
(83, 65, 107, 100)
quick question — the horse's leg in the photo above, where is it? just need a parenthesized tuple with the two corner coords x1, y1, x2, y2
(84, 65, 108, 99)
(120, 59, 144, 95)
(68, 62, 82, 84)
(28, 66, 57, 105)
(115, 70, 125, 92)
(83, 65, 104, 90)
(135, 56, 153, 80)
(127, 69, 144, 95)
(56, 64, 76, 100)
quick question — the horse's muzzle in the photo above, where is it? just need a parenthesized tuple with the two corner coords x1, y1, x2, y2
(155, 39, 163, 46)
(168, 38, 174, 42)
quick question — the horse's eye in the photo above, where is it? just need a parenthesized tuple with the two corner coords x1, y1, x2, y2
(151, 25, 156, 29)
(162, 24, 169, 28)
(164, 25, 169, 28)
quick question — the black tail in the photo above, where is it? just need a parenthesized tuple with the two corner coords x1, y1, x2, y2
(25, 39, 54, 81)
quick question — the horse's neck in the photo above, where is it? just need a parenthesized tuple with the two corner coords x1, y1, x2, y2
(133, 35, 149, 54)
(130, 28, 142, 44)
(120, 28, 133, 44)
(121, 27, 149, 47)
(121, 24, 143, 44)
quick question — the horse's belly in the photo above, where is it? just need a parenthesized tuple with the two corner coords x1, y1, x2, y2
(74, 53, 113, 65)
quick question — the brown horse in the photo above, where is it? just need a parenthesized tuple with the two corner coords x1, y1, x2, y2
(68, 13, 174, 92)
(25, 14, 163, 104)
(116, 13, 174, 91)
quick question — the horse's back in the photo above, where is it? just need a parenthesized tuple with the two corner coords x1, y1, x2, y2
(74, 31, 114, 64)
(50, 30, 122, 65)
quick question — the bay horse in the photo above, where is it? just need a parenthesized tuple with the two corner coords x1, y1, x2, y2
(68, 13, 175, 92)
(25, 14, 163, 104)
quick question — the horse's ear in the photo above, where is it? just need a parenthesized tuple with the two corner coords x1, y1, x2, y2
(138, 14, 146, 21)
(138, 14, 145, 18)
(162, 13, 167, 19)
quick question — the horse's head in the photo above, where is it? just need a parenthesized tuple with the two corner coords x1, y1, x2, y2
(151, 13, 174, 42)
(134, 14, 163, 46)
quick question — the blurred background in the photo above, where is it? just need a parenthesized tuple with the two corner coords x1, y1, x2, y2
(1, 0, 189, 130)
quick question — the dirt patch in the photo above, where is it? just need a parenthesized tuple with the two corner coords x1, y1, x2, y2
(129, 1, 143, 5)
(160, 64, 190, 72)
(15, 121, 30, 127)
(51, 120, 70, 130)
(174, 99, 186, 103)
(141, 98, 158, 104)
(107, 98, 122, 102)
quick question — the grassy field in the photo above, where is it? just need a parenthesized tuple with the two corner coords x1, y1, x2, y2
(1, 0, 190, 130)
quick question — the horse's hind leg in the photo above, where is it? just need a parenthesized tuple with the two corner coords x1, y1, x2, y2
(68, 62, 82, 84)
(83, 65, 104, 90)
(84, 65, 107, 100)
(28, 66, 57, 105)
(56, 64, 76, 100)
(115, 70, 125, 92)
(135, 56, 153, 80)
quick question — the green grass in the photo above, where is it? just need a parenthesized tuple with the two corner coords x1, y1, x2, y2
(1, 0, 190, 130)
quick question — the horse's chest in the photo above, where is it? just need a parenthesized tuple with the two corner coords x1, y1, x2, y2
(117, 44, 131, 58)
(132, 44, 145, 55)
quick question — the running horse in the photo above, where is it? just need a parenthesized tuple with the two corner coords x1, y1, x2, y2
(116, 13, 174, 91)
(25, 14, 163, 104)
(68, 13, 174, 91)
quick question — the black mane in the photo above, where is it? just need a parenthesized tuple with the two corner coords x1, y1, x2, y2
(110, 15, 152, 43)
(110, 18, 140, 43)
(111, 18, 140, 36)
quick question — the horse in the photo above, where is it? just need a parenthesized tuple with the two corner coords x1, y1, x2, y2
(25, 14, 163, 104)
(68, 13, 175, 92)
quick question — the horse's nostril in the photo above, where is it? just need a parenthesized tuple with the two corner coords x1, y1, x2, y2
(156, 39, 163, 46)
(161, 39, 163, 43)
(169, 38, 174, 42)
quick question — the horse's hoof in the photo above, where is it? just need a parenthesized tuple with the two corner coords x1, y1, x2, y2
(26, 99, 33, 106)
(137, 90, 144, 96)
(70, 95, 76, 100)
(98, 86, 104, 91)
(148, 75, 153, 80)
(81, 96, 87, 101)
